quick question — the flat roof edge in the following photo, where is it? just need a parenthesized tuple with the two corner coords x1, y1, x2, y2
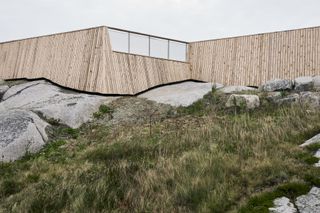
(190, 25, 320, 44)
(1, 24, 320, 45)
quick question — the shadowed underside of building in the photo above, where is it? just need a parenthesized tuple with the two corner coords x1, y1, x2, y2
(0, 26, 320, 94)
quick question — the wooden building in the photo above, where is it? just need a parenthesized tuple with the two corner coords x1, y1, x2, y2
(0, 25, 320, 94)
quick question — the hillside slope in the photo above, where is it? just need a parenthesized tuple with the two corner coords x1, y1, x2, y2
(1, 87, 320, 212)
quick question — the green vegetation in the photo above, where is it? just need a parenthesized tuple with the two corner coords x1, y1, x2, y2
(1, 91, 320, 212)
(93, 104, 113, 118)
(240, 182, 311, 213)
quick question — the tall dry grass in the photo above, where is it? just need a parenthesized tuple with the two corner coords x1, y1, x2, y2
(1, 94, 320, 212)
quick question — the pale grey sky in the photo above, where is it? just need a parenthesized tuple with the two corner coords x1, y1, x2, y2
(0, 0, 320, 42)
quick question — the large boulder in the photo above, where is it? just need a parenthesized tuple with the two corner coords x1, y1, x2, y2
(269, 197, 297, 213)
(0, 85, 9, 100)
(294, 76, 314, 91)
(312, 76, 320, 91)
(213, 83, 224, 90)
(300, 92, 320, 108)
(0, 80, 117, 128)
(218, 86, 257, 94)
(260, 79, 293, 92)
(0, 110, 49, 162)
(296, 187, 320, 213)
(138, 81, 215, 107)
(275, 94, 300, 105)
(225, 94, 260, 109)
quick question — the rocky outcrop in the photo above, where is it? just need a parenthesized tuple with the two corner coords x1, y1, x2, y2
(0, 85, 9, 99)
(267, 92, 300, 105)
(0, 79, 9, 100)
(300, 133, 320, 147)
(296, 187, 320, 213)
(294, 76, 314, 91)
(270, 188, 320, 213)
(213, 83, 224, 90)
(0, 80, 117, 128)
(138, 81, 216, 107)
(300, 92, 320, 108)
(0, 110, 49, 162)
(269, 197, 297, 213)
(312, 76, 320, 91)
(276, 94, 300, 105)
(226, 94, 260, 109)
(218, 85, 257, 94)
(260, 79, 293, 92)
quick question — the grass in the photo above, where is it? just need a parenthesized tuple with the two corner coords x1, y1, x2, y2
(240, 182, 311, 213)
(93, 104, 113, 118)
(1, 91, 320, 212)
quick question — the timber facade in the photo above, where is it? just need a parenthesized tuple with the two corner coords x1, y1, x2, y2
(0, 26, 320, 94)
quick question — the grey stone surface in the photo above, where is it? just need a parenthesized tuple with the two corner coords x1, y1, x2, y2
(213, 83, 224, 90)
(300, 92, 320, 108)
(296, 187, 320, 213)
(225, 94, 260, 109)
(313, 76, 320, 91)
(266, 92, 299, 105)
(0, 85, 9, 100)
(260, 79, 293, 92)
(0, 80, 117, 128)
(275, 94, 300, 105)
(218, 85, 257, 94)
(0, 110, 49, 162)
(266, 92, 283, 102)
(138, 81, 215, 107)
(269, 197, 297, 213)
(300, 133, 320, 147)
(294, 76, 314, 91)
(313, 150, 320, 167)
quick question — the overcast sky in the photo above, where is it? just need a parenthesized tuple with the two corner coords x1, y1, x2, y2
(0, 0, 320, 42)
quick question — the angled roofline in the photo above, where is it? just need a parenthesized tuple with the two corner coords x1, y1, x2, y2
(0, 25, 106, 45)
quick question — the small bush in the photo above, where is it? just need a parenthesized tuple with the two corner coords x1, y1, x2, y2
(296, 152, 320, 165)
(93, 105, 113, 118)
(63, 128, 79, 139)
(0, 179, 21, 198)
(304, 174, 320, 187)
(99, 105, 112, 114)
(305, 143, 320, 153)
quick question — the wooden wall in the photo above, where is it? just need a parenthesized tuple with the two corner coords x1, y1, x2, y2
(1, 25, 320, 94)
(0, 27, 107, 93)
(101, 27, 190, 94)
(0, 26, 190, 95)
(189, 26, 320, 86)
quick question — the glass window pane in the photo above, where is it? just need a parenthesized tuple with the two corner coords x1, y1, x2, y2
(109, 29, 129, 53)
(169, 41, 187, 61)
(150, 37, 168, 59)
(130, 33, 149, 56)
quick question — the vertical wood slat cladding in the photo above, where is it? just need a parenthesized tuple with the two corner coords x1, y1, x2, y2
(2, 25, 320, 94)
(189, 26, 320, 86)
(0, 27, 106, 93)
(110, 52, 190, 94)
(0, 26, 190, 94)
